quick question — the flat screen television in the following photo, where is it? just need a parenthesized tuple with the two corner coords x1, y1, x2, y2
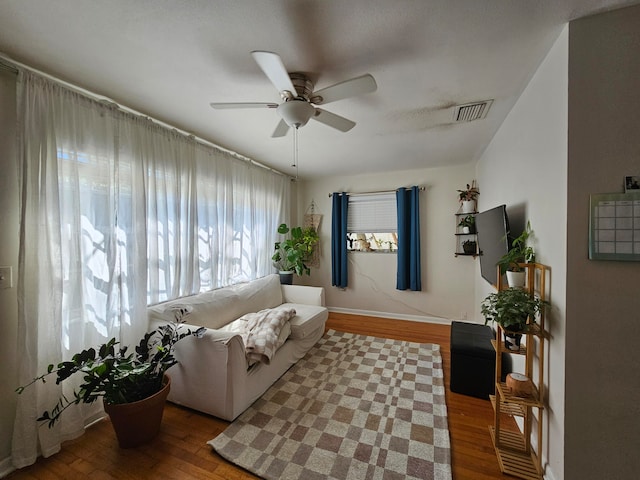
(475, 205, 511, 287)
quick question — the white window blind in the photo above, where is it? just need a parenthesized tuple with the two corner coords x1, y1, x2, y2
(347, 192, 397, 233)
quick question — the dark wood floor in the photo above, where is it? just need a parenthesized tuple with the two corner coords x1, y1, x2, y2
(7, 313, 514, 479)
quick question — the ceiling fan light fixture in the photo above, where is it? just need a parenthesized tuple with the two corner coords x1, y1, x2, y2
(211, 51, 376, 136)
(277, 100, 315, 128)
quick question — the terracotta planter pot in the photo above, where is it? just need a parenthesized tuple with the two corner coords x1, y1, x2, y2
(103, 375, 171, 448)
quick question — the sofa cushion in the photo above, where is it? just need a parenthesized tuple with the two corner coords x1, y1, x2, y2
(281, 302, 329, 340)
(234, 274, 282, 314)
(148, 287, 244, 330)
(148, 274, 283, 330)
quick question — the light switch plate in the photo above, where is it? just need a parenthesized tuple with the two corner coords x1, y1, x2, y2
(0, 266, 13, 289)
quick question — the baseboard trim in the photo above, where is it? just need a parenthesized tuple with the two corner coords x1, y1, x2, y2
(327, 307, 453, 325)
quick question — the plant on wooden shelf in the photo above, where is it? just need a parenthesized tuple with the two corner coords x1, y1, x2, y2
(457, 180, 479, 214)
(481, 287, 549, 351)
(457, 180, 480, 202)
(16, 308, 205, 447)
(272, 223, 319, 282)
(458, 215, 476, 233)
(462, 239, 477, 254)
(497, 221, 536, 274)
(497, 221, 536, 287)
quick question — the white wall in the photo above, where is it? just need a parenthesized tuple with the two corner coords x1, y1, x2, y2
(298, 164, 478, 323)
(566, 6, 640, 480)
(0, 68, 19, 474)
(475, 26, 568, 480)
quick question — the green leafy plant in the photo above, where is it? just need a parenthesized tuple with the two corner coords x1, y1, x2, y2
(16, 309, 205, 428)
(458, 215, 476, 230)
(497, 221, 536, 274)
(481, 287, 549, 332)
(271, 223, 319, 276)
(457, 180, 480, 202)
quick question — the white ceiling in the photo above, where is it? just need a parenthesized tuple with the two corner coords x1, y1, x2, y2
(0, 0, 637, 179)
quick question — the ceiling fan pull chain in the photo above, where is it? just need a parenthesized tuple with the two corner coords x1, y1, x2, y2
(292, 127, 297, 168)
(293, 127, 299, 180)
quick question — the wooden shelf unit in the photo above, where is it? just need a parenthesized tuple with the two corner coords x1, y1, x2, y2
(489, 427, 542, 480)
(490, 262, 548, 480)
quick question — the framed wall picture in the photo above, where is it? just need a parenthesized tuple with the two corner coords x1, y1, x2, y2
(624, 176, 640, 192)
(589, 192, 640, 261)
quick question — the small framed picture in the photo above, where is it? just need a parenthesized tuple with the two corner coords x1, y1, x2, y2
(625, 176, 640, 192)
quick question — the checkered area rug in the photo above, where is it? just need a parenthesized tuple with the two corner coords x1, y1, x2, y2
(208, 329, 451, 480)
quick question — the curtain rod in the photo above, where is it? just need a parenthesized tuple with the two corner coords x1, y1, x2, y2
(328, 186, 425, 197)
(0, 59, 18, 74)
(0, 54, 290, 180)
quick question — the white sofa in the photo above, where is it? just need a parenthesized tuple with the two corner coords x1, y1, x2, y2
(147, 274, 328, 421)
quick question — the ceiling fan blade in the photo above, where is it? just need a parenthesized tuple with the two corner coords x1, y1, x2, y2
(251, 51, 296, 97)
(272, 118, 290, 138)
(312, 74, 377, 105)
(312, 109, 356, 132)
(210, 102, 278, 109)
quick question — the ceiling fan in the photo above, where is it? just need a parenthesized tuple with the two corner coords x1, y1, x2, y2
(210, 51, 377, 137)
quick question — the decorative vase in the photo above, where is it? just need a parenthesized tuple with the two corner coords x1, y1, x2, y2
(503, 331, 523, 352)
(506, 270, 526, 288)
(103, 375, 171, 448)
(461, 200, 475, 214)
(506, 373, 535, 397)
(278, 271, 294, 285)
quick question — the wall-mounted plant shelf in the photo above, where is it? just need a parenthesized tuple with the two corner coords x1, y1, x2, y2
(454, 212, 478, 257)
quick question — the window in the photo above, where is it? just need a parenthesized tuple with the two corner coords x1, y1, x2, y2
(346, 193, 397, 252)
(56, 132, 287, 316)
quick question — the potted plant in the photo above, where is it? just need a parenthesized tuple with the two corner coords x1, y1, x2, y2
(16, 308, 205, 448)
(481, 287, 549, 351)
(457, 180, 480, 214)
(462, 239, 477, 255)
(497, 221, 535, 287)
(458, 215, 476, 234)
(272, 223, 319, 284)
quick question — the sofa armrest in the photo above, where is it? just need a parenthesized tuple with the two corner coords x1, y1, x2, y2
(281, 285, 325, 306)
(149, 318, 239, 343)
(149, 318, 249, 419)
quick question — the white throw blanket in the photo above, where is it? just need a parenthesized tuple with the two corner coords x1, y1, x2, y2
(224, 307, 296, 365)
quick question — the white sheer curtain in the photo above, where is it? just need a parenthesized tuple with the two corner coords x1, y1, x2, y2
(193, 144, 289, 292)
(122, 119, 201, 302)
(12, 70, 290, 467)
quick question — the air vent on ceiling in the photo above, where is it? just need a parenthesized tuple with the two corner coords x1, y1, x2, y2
(453, 100, 493, 122)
